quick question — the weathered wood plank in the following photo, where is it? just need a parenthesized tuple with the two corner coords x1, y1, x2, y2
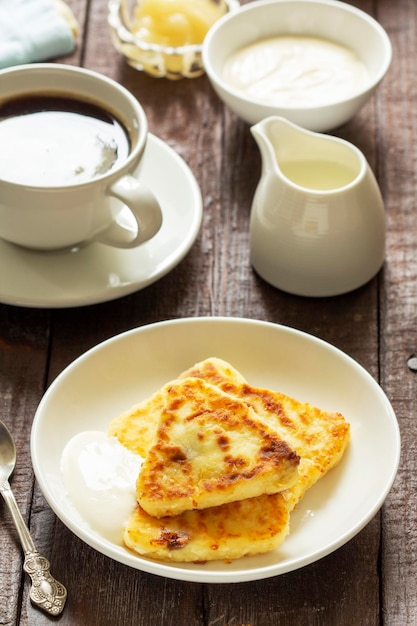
(0, 307, 50, 625)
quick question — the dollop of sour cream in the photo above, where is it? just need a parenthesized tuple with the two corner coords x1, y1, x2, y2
(222, 35, 368, 106)
(61, 431, 142, 544)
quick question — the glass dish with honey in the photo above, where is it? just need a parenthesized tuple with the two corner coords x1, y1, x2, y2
(108, 0, 240, 79)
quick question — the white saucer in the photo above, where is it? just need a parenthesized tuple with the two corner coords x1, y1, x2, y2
(0, 134, 202, 308)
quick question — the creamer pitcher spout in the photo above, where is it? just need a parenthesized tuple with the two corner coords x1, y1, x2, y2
(250, 117, 281, 174)
(250, 116, 307, 175)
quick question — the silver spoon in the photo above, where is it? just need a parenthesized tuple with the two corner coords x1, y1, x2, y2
(0, 419, 67, 616)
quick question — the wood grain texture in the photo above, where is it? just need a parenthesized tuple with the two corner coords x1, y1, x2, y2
(375, 1, 417, 625)
(0, 0, 415, 624)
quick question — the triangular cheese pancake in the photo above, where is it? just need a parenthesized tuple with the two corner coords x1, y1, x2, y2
(136, 377, 300, 518)
(124, 492, 290, 563)
(180, 359, 350, 511)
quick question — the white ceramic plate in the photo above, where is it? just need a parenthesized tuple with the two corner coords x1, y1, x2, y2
(0, 134, 202, 308)
(31, 317, 400, 583)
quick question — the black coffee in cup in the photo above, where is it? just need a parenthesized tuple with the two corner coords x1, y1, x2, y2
(0, 95, 131, 186)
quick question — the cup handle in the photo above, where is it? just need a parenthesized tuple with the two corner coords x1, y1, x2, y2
(93, 174, 163, 248)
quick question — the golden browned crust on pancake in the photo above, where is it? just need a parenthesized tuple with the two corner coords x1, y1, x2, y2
(217, 381, 349, 510)
(108, 358, 247, 457)
(137, 377, 300, 517)
(108, 357, 246, 457)
(124, 492, 290, 562)
(179, 357, 248, 386)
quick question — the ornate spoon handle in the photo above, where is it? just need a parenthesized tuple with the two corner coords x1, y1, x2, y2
(23, 552, 67, 615)
(0, 479, 67, 615)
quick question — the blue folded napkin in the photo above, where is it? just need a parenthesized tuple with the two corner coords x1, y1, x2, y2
(0, 0, 77, 69)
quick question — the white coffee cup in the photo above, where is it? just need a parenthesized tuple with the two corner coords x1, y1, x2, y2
(0, 63, 163, 251)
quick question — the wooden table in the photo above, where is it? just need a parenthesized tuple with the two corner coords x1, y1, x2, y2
(0, 0, 415, 624)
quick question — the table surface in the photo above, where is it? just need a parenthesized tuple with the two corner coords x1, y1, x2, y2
(0, 0, 415, 624)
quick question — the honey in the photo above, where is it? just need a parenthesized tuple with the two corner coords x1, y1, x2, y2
(132, 0, 227, 47)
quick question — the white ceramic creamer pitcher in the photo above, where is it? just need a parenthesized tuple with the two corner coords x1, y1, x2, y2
(249, 116, 386, 297)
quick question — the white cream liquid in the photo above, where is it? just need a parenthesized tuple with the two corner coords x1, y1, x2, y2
(61, 431, 142, 544)
(279, 159, 359, 190)
(223, 35, 368, 106)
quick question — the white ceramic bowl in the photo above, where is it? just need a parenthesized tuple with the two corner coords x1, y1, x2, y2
(202, 0, 392, 131)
